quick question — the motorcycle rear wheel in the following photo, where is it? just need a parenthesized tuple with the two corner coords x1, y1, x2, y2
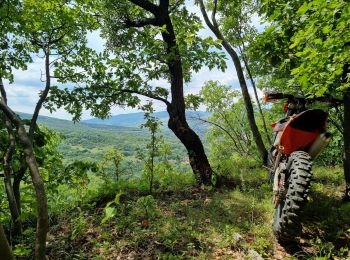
(272, 151, 312, 243)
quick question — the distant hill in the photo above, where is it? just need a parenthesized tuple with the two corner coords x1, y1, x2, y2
(82, 111, 211, 128)
(16, 112, 142, 135)
(14, 111, 211, 164)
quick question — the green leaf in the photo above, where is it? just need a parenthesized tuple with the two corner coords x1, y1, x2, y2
(101, 207, 117, 224)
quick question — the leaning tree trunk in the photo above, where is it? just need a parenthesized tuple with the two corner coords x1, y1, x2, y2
(240, 49, 272, 145)
(159, 6, 213, 184)
(11, 50, 52, 215)
(198, 0, 268, 164)
(168, 107, 212, 184)
(0, 225, 14, 260)
(343, 91, 350, 198)
(121, 0, 213, 184)
(230, 50, 268, 164)
(0, 101, 48, 260)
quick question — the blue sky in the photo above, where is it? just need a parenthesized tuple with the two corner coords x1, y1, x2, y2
(4, 2, 266, 120)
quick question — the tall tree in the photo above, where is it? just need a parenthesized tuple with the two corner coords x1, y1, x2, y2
(0, 0, 98, 257)
(11, 0, 98, 216)
(0, 98, 48, 260)
(0, 0, 29, 235)
(198, 0, 268, 164)
(47, 0, 226, 184)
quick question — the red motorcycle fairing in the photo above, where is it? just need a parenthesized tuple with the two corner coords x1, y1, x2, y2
(272, 109, 328, 155)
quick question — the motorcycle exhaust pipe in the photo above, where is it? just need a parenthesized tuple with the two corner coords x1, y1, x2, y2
(308, 132, 332, 159)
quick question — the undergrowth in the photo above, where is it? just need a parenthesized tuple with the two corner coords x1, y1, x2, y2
(11, 165, 350, 259)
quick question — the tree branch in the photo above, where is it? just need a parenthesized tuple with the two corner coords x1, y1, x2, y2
(198, 0, 233, 53)
(48, 33, 66, 45)
(169, 0, 182, 13)
(190, 115, 247, 155)
(212, 0, 218, 26)
(128, 0, 159, 15)
(0, 78, 22, 235)
(124, 17, 159, 28)
(0, 99, 48, 260)
(29, 51, 51, 140)
(160, 0, 170, 11)
(112, 88, 171, 106)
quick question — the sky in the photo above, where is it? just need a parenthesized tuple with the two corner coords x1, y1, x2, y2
(4, 1, 267, 121)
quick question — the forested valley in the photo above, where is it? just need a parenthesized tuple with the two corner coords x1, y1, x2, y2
(0, 0, 350, 259)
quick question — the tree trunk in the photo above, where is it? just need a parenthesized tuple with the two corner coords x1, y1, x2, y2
(222, 45, 268, 164)
(3, 143, 22, 236)
(8, 50, 51, 219)
(240, 49, 272, 145)
(343, 92, 350, 198)
(168, 108, 212, 184)
(0, 225, 14, 260)
(1, 78, 22, 236)
(123, 0, 213, 184)
(12, 161, 26, 214)
(0, 101, 48, 260)
(160, 8, 213, 184)
(199, 0, 268, 165)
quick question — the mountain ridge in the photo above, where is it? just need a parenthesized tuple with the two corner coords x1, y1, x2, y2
(81, 111, 211, 128)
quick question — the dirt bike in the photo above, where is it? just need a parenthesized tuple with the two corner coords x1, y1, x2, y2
(264, 92, 341, 243)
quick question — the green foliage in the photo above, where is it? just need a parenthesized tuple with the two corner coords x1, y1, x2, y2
(101, 192, 123, 224)
(135, 195, 158, 220)
(37, 162, 349, 259)
(0, 0, 32, 82)
(13, 243, 32, 257)
(288, 0, 350, 95)
(70, 210, 87, 241)
(201, 0, 259, 49)
(315, 123, 343, 166)
(252, 0, 349, 97)
(139, 108, 168, 194)
(101, 148, 125, 182)
(155, 165, 195, 192)
(199, 81, 270, 176)
(45, 0, 227, 121)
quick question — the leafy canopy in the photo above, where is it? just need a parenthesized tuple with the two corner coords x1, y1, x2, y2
(47, 0, 227, 120)
(251, 0, 350, 97)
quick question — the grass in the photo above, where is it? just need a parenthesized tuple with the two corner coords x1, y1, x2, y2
(9, 165, 349, 259)
(46, 168, 276, 259)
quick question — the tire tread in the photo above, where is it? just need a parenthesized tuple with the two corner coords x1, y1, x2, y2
(273, 151, 312, 242)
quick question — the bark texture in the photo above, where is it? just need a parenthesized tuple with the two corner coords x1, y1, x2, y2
(13, 160, 26, 214)
(0, 101, 48, 260)
(240, 50, 271, 145)
(168, 108, 212, 184)
(343, 92, 350, 198)
(0, 225, 14, 260)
